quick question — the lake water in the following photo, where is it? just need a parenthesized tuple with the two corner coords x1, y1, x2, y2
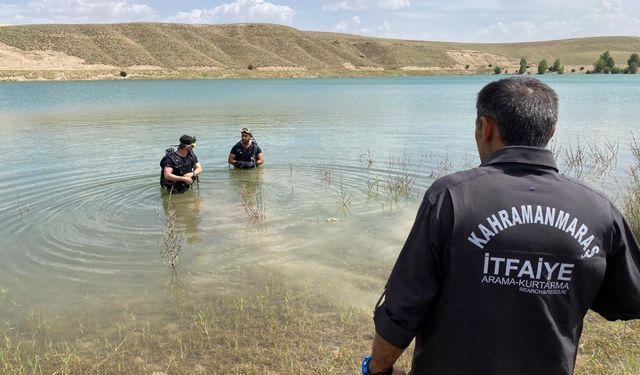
(0, 75, 638, 329)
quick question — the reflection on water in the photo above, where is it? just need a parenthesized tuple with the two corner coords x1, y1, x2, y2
(162, 189, 203, 244)
(230, 168, 266, 224)
(0, 76, 639, 339)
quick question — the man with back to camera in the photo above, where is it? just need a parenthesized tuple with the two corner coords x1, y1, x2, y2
(228, 128, 264, 169)
(360, 77, 640, 375)
(160, 134, 203, 194)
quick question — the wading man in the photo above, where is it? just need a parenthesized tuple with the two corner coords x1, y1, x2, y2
(160, 135, 203, 194)
(361, 77, 640, 375)
(228, 128, 264, 169)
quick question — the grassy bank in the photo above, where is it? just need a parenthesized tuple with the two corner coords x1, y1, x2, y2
(0, 278, 638, 374)
(0, 274, 410, 374)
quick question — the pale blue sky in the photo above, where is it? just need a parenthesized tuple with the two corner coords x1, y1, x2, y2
(0, 0, 639, 43)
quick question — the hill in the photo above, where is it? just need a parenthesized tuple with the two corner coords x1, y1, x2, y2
(1, 23, 639, 80)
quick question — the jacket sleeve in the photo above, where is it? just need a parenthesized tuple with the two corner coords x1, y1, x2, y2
(373, 187, 453, 348)
(591, 208, 640, 321)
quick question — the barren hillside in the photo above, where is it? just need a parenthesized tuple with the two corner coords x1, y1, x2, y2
(0, 23, 639, 80)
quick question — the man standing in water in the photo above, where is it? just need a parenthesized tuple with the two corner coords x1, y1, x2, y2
(361, 77, 640, 375)
(228, 128, 264, 169)
(160, 134, 203, 194)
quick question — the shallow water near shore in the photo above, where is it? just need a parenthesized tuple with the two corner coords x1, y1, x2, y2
(0, 75, 639, 333)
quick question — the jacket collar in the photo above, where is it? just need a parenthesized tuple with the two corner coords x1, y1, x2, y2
(481, 146, 558, 172)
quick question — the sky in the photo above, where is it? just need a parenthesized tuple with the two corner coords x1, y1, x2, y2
(0, 0, 639, 43)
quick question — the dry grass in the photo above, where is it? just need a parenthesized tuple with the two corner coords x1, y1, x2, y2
(576, 313, 640, 375)
(1, 24, 640, 80)
(549, 138, 619, 183)
(0, 275, 413, 375)
(623, 136, 640, 235)
(0, 274, 636, 375)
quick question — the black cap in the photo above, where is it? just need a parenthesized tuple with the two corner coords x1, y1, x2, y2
(179, 135, 196, 145)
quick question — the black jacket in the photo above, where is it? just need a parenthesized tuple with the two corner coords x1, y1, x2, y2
(375, 146, 640, 375)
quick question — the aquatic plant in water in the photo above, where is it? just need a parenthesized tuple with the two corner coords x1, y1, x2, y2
(161, 198, 183, 269)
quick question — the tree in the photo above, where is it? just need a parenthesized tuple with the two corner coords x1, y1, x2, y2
(494, 66, 502, 75)
(600, 51, 615, 69)
(519, 58, 527, 74)
(538, 59, 548, 74)
(628, 53, 639, 74)
(593, 51, 616, 73)
(552, 58, 562, 72)
(594, 58, 607, 73)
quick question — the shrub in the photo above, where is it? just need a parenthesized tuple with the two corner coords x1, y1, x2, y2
(593, 51, 617, 73)
(494, 66, 502, 75)
(538, 59, 548, 74)
(594, 58, 607, 73)
(119, 70, 127, 77)
(519, 58, 527, 74)
(628, 53, 639, 74)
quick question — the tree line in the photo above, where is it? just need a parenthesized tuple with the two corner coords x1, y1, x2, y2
(590, 51, 639, 74)
(492, 51, 639, 75)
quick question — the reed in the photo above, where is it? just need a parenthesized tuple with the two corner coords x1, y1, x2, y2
(557, 138, 618, 182)
(361, 150, 375, 168)
(335, 179, 352, 211)
(160, 198, 183, 270)
(239, 186, 266, 223)
(318, 165, 332, 186)
(430, 153, 454, 179)
(366, 177, 381, 198)
(623, 136, 640, 236)
(385, 172, 415, 203)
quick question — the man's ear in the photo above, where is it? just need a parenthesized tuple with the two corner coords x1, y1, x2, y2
(478, 116, 497, 144)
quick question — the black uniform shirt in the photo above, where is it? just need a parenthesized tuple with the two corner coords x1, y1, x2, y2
(159, 151, 198, 190)
(374, 146, 640, 375)
(230, 141, 262, 163)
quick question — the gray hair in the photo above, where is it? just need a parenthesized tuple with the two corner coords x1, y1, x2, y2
(476, 77, 558, 147)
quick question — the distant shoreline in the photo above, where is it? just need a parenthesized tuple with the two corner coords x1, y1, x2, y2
(0, 67, 589, 82)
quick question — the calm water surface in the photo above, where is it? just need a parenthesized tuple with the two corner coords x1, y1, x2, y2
(0, 75, 638, 326)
